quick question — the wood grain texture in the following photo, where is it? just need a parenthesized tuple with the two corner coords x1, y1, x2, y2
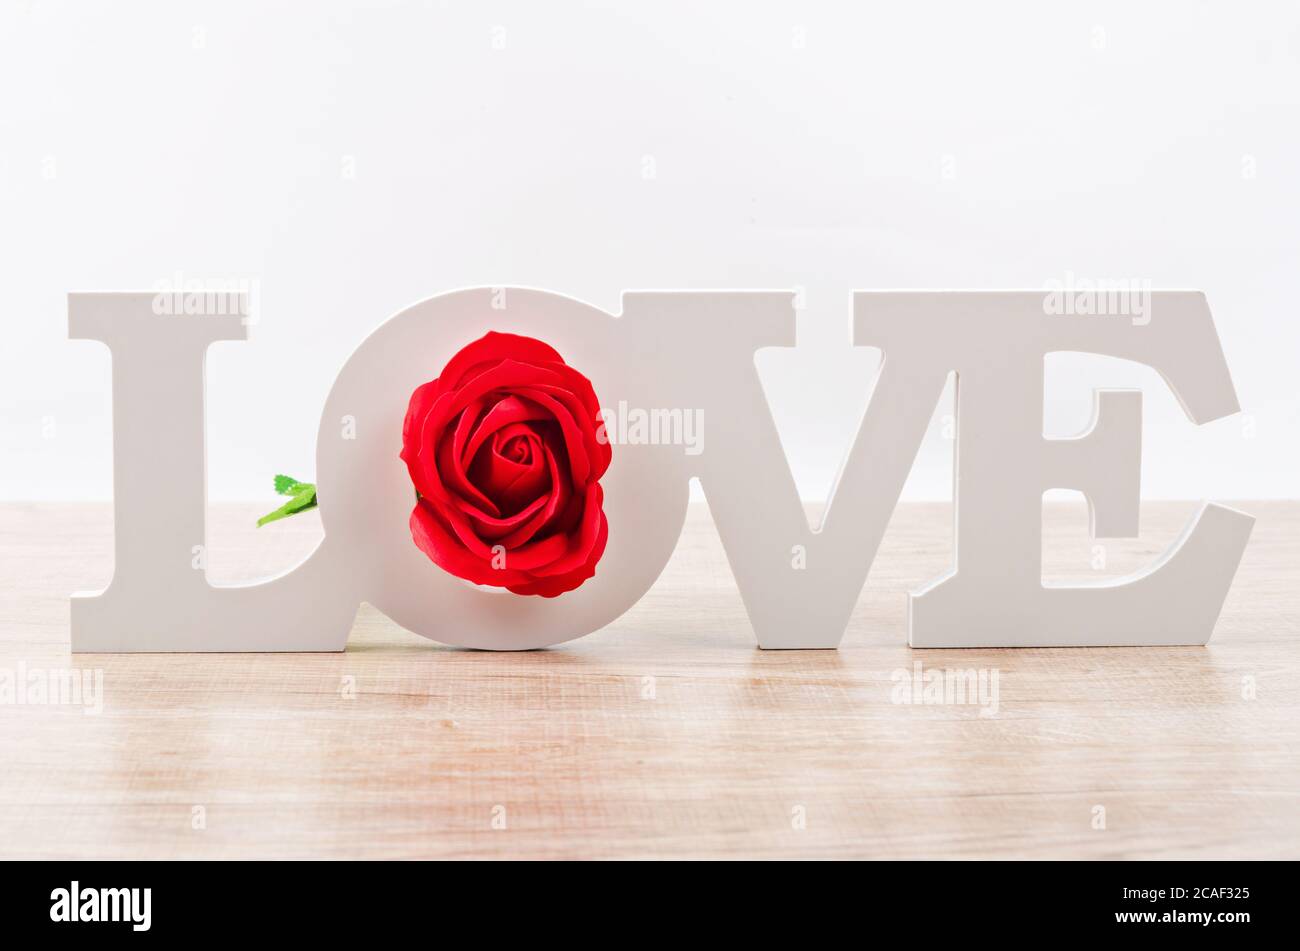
(0, 501, 1296, 859)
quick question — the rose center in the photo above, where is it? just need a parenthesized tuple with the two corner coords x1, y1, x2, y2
(500, 433, 533, 465)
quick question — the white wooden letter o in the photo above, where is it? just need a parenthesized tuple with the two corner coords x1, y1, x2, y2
(314, 287, 691, 649)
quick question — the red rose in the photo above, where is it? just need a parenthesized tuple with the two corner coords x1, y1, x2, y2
(399, 331, 612, 597)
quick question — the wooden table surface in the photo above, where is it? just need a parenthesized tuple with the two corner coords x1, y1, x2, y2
(0, 500, 1296, 859)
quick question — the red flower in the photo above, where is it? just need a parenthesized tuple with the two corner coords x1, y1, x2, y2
(399, 332, 612, 596)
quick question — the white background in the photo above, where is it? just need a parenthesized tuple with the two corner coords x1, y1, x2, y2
(1, 1, 1296, 502)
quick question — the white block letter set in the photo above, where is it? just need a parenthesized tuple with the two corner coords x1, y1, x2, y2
(68, 288, 1253, 652)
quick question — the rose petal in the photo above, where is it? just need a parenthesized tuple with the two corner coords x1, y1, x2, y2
(411, 501, 549, 587)
(436, 409, 501, 517)
(462, 394, 551, 464)
(401, 379, 441, 461)
(514, 386, 593, 486)
(508, 498, 608, 597)
(459, 491, 550, 542)
(436, 331, 567, 392)
(529, 483, 606, 577)
(525, 382, 611, 481)
(467, 426, 548, 517)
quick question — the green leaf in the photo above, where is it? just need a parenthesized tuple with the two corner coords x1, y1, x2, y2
(274, 474, 304, 496)
(257, 481, 317, 527)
